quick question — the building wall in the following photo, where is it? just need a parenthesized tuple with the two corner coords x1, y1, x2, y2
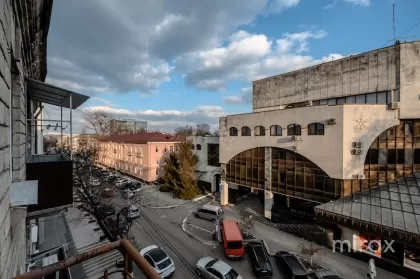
(0, 0, 27, 277)
(188, 136, 221, 191)
(399, 42, 420, 119)
(219, 104, 399, 180)
(98, 141, 179, 182)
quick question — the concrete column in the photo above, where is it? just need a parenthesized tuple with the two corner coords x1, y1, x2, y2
(264, 147, 273, 220)
(220, 163, 229, 206)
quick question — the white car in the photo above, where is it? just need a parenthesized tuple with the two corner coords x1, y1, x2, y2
(91, 179, 101, 186)
(115, 179, 125, 186)
(140, 245, 175, 278)
(127, 205, 141, 219)
(122, 189, 134, 199)
(196, 257, 242, 279)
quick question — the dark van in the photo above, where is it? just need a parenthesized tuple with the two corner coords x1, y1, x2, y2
(274, 251, 308, 279)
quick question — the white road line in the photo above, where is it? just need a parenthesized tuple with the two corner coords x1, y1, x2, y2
(188, 224, 214, 234)
(193, 193, 213, 201)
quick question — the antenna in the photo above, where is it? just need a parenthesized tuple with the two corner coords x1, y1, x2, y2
(392, 0, 396, 42)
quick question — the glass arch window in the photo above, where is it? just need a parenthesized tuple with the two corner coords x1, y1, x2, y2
(287, 124, 301, 136)
(241, 126, 251, 136)
(254, 126, 265, 136)
(308, 123, 324, 135)
(196, 144, 202, 150)
(229, 127, 238, 136)
(270, 125, 282, 136)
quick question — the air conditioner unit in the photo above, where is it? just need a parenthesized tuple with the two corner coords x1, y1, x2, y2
(305, 100, 313, 106)
(291, 136, 302, 141)
(352, 141, 363, 148)
(292, 145, 299, 151)
(388, 102, 400, 110)
(351, 148, 363, 155)
(327, 118, 336, 125)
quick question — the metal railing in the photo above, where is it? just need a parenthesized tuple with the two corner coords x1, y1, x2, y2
(13, 239, 161, 279)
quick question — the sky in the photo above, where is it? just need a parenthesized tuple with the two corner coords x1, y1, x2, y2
(43, 0, 420, 134)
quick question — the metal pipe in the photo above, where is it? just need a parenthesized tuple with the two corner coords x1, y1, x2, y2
(70, 94, 73, 159)
(121, 239, 161, 278)
(12, 240, 123, 279)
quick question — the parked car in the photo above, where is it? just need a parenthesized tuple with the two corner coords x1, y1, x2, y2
(274, 251, 308, 279)
(122, 189, 135, 199)
(116, 179, 132, 187)
(101, 188, 115, 197)
(246, 241, 272, 278)
(140, 245, 175, 278)
(195, 256, 242, 279)
(194, 204, 224, 222)
(307, 270, 342, 279)
(98, 205, 115, 217)
(130, 182, 143, 192)
(121, 205, 141, 219)
(91, 179, 101, 186)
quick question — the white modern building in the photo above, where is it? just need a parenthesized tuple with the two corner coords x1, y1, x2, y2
(109, 118, 147, 134)
(217, 41, 420, 274)
(188, 135, 221, 192)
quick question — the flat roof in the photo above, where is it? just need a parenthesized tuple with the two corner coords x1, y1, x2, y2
(315, 173, 420, 236)
(221, 220, 243, 241)
(26, 78, 90, 109)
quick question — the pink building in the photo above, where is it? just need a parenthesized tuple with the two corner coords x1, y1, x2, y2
(98, 133, 181, 182)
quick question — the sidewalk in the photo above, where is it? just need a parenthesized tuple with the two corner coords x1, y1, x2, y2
(222, 206, 403, 279)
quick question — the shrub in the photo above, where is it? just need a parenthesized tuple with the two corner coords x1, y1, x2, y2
(159, 184, 172, 192)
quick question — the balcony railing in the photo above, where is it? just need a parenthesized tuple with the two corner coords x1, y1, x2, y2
(13, 238, 160, 279)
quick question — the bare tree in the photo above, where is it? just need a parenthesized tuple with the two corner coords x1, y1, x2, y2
(43, 135, 58, 152)
(81, 110, 110, 135)
(212, 129, 220, 136)
(110, 123, 132, 135)
(298, 243, 322, 268)
(174, 125, 194, 137)
(195, 124, 211, 136)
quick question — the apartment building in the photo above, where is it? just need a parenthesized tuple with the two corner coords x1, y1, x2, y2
(218, 41, 420, 274)
(109, 118, 147, 134)
(188, 135, 221, 192)
(98, 133, 181, 182)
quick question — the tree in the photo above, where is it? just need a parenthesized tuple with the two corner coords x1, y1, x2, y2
(174, 125, 194, 137)
(43, 135, 58, 152)
(212, 129, 220, 136)
(111, 123, 132, 135)
(298, 242, 322, 268)
(195, 124, 211, 136)
(81, 110, 110, 135)
(163, 140, 199, 199)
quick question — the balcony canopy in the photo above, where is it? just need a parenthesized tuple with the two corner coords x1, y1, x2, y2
(26, 78, 90, 109)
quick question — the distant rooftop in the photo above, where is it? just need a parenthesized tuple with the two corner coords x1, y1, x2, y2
(100, 132, 183, 144)
(315, 173, 420, 238)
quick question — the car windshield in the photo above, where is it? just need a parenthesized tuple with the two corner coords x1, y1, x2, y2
(149, 248, 167, 263)
(224, 268, 239, 279)
(227, 241, 242, 249)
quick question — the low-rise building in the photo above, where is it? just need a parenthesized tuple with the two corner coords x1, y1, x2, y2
(188, 135, 221, 192)
(98, 133, 181, 182)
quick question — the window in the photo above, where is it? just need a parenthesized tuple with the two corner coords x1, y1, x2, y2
(254, 126, 265, 136)
(308, 123, 324, 135)
(175, 146, 178, 152)
(229, 127, 238, 136)
(156, 168, 159, 175)
(155, 147, 158, 152)
(207, 143, 220, 167)
(191, 144, 195, 150)
(197, 144, 202, 150)
(170, 146, 174, 152)
(164, 147, 167, 152)
(241, 126, 251, 136)
(270, 125, 282, 136)
(287, 124, 301, 136)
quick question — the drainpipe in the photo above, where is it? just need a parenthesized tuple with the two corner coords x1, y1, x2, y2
(9, 79, 13, 181)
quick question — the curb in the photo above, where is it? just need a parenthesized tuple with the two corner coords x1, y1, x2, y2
(181, 216, 218, 246)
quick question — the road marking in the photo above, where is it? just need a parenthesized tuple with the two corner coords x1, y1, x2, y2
(188, 224, 214, 234)
(193, 193, 213, 201)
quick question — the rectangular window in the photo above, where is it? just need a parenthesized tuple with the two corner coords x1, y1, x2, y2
(320, 99, 328, 105)
(356, 94, 365, 104)
(207, 143, 220, 167)
(345, 96, 355, 104)
(170, 146, 174, 152)
(366, 93, 376, 104)
(377, 92, 387, 104)
(336, 97, 345, 105)
(328, 98, 336, 105)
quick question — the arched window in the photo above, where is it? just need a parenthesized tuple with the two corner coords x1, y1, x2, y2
(287, 124, 301, 136)
(254, 126, 265, 136)
(241, 126, 251, 136)
(308, 123, 325, 135)
(229, 127, 238, 136)
(270, 125, 282, 136)
(196, 144, 202, 150)
(191, 144, 195, 150)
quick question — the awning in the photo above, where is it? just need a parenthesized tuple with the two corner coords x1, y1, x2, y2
(26, 78, 90, 109)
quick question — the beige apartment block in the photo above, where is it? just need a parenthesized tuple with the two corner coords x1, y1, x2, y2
(98, 133, 181, 182)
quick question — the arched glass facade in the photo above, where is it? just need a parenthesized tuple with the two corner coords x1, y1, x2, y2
(226, 147, 342, 203)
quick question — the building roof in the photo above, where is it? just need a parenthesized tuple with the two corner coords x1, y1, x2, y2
(99, 132, 182, 144)
(315, 173, 420, 237)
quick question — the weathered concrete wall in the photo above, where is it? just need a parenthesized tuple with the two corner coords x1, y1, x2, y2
(399, 41, 420, 119)
(253, 45, 398, 110)
(0, 0, 28, 277)
(219, 104, 398, 180)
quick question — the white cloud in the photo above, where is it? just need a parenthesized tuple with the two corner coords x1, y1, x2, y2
(324, 1, 337, 9)
(176, 29, 342, 92)
(224, 87, 252, 104)
(266, 0, 300, 14)
(343, 0, 371, 6)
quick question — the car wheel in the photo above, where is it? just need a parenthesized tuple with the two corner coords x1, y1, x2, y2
(211, 218, 216, 223)
(195, 268, 202, 277)
(194, 213, 199, 218)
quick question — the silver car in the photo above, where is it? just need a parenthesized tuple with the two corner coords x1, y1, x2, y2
(140, 245, 175, 278)
(196, 257, 242, 279)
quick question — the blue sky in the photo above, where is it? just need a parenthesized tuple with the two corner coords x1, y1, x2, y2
(45, 0, 420, 133)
